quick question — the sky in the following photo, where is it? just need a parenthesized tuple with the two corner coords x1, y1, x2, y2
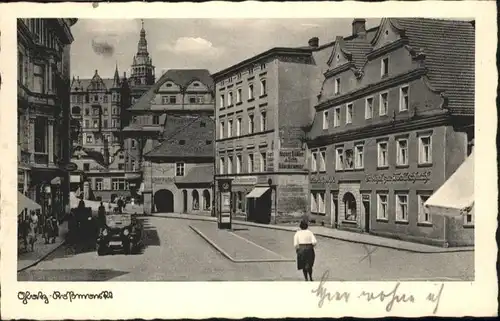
(69, 18, 381, 80)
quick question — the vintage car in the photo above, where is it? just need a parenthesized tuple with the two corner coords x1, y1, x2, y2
(96, 213, 143, 255)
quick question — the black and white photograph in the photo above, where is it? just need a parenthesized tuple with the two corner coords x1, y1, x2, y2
(16, 15, 477, 282)
(0, 1, 497, 319)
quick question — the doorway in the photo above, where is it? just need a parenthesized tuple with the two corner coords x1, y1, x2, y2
(154, 189, 174, 213)
(363, 201, 370, 232)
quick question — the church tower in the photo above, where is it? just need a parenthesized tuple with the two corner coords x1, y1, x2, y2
(129, 19, 155, 88)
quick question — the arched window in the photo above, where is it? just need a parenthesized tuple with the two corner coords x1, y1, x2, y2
(71, 106, 81, 115)
(203, 189, 210, 210)
(192, 190, 199, 210)
(343, 192, 357, 221)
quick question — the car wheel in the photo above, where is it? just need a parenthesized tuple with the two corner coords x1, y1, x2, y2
(97, 244, 107, 256)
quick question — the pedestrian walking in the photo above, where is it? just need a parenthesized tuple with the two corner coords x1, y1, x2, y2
(294, 219, 317, 281)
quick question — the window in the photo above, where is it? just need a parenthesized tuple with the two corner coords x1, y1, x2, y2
(33, 64, 45, 93)
(377, 141, 388, 167)
(175, 162, 185, 176)
(162, 96, 169, 104)
(93, 120, 98, 128)
(418, 135, 432, 164)
(220, 94, 225, 108)
(311, 192, 326, 214)
(103, 107, 108, 116)
(85, 108, 90, 116)
(248, 114, 255, 134)
(319, 150, 326, 172)
(228, 92, 233, 106)
(94, 95, 99, 102)
(197, 96, 204, 104)
(103, 95, 108, 103)
(227, 156, 233, 174)
(335, 78, 341, 95)
(322, 111, 329, 130)
(131, 139, 136, 148)
(236, 118, 242, 136)
(260, 152, 267, 172)
(400, 85, 409, 111)
(236, 88, 242, 103)
(219, 157, 225, 174)
(248, 67, 254, 75)
(377, 193, 388, 220)
(418, 194, 432, 224)
(310, 192, 317, 213)
(84, 120, 90, 128)
(103, 120, 108, 128)
(365, 97, 374, 119)
(169, 96, 177, 104)
(334, 107, 341, 127)
(248, 84, 254, 100)
(381, 57, 389, 77)
(18, 52, 24, 84)
(260, 111, 267, 131)
(83, 163, 90, 171)
(464, 207, 474, 225)
(189, 96, 196, 104)
(311, 151, 317, 172)
(112, 178, 129, 191)
(260, 79, 267, 96)
(346, 104, 353, 124)
(335, 147, 344, 171)
(219, 121, 225, 139)
(380, 92, 388, 116)
(192, 190, 200, 210)
(396, 194, 409, 222)
(355, 145, 364, 169)
(227, 119, 233, 138)
(86, 134, 93, 143)
(153, 115, 160, 125)
(260, 63, 266, 70)
(236, 155, 242, 174)
(344, 149, 354, 170)
(95, 178, 103, 191)
(248, 153, 254, 173)
(131, 160, 136, 171)
(397, 138, 408, 166)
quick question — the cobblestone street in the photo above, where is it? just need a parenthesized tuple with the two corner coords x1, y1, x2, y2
(18, 216, 474, 282)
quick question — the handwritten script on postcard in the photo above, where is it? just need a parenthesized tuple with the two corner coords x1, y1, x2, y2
(17, 291, 114, 304)
(312, 271, 444, 314)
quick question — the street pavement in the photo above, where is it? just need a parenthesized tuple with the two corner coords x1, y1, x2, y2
(18, 216, 474, 281)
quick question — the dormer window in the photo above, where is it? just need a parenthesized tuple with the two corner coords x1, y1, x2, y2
(179, 140, 186, 145)
(166, 83, 173, 87)
(335, 78, 341, 95)
(193, 82, 200, 87)
(381, 57, 389, 77)
(206, 140, 212, 145)
(200, 121, 206, 127)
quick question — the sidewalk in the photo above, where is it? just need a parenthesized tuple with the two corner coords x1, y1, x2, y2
(153, 212, 474, 253)
(17, 221, 69, 272)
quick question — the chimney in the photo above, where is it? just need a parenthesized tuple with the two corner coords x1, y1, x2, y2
(308, 37, 319, 48)
(352, 19, 366, 36)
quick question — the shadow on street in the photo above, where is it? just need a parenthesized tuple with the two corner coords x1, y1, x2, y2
(18, 268, 129, 281)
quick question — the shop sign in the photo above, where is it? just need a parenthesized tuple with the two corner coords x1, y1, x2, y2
(310, 175, 335, 184)
(278, 148, 306, 171)
(266, 152, 274, 171)
(233, 176, 258, 186)
(152, 177, 175, 184)
(365, 171, 432, 184)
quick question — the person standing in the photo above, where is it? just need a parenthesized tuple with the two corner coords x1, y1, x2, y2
(294, 219, 317, 281)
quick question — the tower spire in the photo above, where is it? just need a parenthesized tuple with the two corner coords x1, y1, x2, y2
(137, 19, 148, 56)
(113, 62, 120, 88)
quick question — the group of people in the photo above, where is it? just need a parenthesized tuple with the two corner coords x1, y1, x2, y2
(19, 209, 59, 252)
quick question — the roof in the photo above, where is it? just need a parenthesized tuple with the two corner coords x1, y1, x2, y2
(71, 77, 115, 92)
(176, 165, 214, 184)
(144, 115, 214, 158)
(72, 145, 107, 167)
(394, 18, 475, 113)
(212, 47, 314, 80)
(129, 69, 214, 111)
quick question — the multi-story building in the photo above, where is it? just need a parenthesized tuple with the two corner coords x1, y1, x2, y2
(68, 20, 155, 202)
(17, 18, 78, 219)
(122, 69, 214, 213)
(212, 38, 333, 224)
(306, 18, 474, 246)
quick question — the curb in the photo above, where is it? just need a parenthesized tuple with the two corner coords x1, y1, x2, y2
(189, 225, 294, 263)
(155, 214, 474, 254)
(17, 240, 67, 273)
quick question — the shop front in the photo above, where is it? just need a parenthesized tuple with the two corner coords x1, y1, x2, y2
(229, 176, 258, 220)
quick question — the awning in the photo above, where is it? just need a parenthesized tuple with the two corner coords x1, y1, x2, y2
(246, 187, 270, 198)
(425, 151, 474, 217)
(18, 192, 41, 215)
(70, 175, 81, 183)
(51, 177, 62, 185)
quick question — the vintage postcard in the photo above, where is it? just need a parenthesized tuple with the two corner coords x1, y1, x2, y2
(0, 1, 497, 319)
